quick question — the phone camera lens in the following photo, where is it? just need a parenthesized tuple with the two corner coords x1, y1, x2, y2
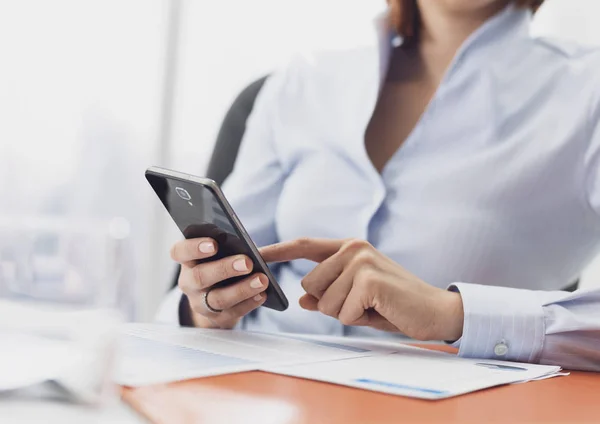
(175, 187, 191, 201)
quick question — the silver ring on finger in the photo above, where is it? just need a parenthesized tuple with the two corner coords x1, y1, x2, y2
(203, 289, 223, 314)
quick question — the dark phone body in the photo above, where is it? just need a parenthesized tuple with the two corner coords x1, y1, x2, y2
(145, 166, 288, 311)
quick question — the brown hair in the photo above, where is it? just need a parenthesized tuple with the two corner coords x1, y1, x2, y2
(389, 0, 545, 47)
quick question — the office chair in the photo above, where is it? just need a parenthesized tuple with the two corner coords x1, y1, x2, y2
(170, 75, 579, 300)
(205, 76, 269, 186)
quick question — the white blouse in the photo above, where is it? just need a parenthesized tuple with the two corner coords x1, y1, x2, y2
(159, 6, 600, 371)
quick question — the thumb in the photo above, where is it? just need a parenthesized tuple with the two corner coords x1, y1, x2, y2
(299, 294, 319, 310)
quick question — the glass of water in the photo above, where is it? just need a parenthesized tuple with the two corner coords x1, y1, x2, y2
(0, 214, 132, 405)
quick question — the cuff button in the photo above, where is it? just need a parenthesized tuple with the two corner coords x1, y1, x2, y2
(494, 341, 509, 356)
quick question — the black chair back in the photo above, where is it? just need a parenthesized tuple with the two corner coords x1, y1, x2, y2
(206, 76, 269, 185)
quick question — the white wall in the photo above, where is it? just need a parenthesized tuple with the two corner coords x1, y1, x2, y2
(532, 0, 600, 289)
(0, 0, 170, 319)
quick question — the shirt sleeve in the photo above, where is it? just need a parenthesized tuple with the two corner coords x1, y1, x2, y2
(449, 283, 600, 372)
(586, 83, 600, 216)
(449, 69, 600, 371)
(155, 67, 292, 326)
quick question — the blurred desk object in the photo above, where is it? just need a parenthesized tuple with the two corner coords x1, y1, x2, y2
(0, 400, 142, 424)
(0, 389, 143, 424)
(122, 345, 600, 424)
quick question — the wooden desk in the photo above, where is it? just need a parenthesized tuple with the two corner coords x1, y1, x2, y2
(122, 346, 600, 424)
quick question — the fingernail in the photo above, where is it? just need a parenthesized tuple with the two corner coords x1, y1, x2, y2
(233, 258, 249, 272)
(253, 294, 263, 302)
(250, 277, 263, 289)
(199, 242, 215, 253)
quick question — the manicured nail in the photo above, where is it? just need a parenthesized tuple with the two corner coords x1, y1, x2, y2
(253, 294, 263, 302)
(250, 277, 263, 289)
(199, 242, 215, 253)
(233, 258, 249, 272)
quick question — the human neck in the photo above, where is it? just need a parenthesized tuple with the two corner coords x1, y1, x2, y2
(416, 0, 509, 55)
(403, 0, 509, 81)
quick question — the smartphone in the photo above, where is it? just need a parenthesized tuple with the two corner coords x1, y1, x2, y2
(145, 166, 288, 311)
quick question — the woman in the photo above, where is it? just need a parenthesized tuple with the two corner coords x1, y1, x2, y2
(159, 0, 600, 371)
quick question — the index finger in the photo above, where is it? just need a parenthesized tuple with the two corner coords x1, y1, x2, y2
(170, 238, 217, 264)
(259, 238, 345, 263)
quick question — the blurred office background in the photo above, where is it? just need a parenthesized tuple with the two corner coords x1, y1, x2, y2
(1, 0, 599, 321)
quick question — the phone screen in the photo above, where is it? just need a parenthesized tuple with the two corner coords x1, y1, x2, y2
(146, 169, 288, 311)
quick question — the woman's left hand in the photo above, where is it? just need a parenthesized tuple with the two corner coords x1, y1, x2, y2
(260, 238, 464, 341)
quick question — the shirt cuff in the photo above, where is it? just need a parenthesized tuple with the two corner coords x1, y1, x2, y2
(155, 287, 184, 325)
(448, 283, 546, 363)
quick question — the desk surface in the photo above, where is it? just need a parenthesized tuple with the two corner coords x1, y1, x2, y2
(123, 346, 600, 424)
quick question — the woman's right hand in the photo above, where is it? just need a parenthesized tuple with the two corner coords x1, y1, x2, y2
(170, 238, 269, 328)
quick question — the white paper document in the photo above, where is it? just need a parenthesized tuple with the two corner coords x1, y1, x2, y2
(117, 324, 563, 399)
(263, 345, 563, 400)
(116, 323, 394, 386)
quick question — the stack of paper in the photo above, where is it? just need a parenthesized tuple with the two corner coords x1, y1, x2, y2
(116, 323, 395, 386)
(116, 323, 563, 399)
